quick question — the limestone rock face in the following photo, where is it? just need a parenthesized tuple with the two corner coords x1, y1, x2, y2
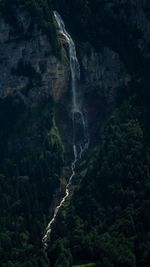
(0, 8, 69, 103)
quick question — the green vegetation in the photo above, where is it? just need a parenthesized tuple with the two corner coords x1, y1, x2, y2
(0, 0, 62, 58)
(0, 0, 150, 267)
(0, 94, 64, 267)
(51, 0, 147, 75)
(46, 2, 150, 266)
(48, 90, 150, 266)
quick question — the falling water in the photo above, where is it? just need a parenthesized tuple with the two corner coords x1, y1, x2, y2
(42, 11, 89, 248)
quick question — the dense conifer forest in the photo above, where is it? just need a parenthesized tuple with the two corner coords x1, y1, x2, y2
(0, 0, 150, 267)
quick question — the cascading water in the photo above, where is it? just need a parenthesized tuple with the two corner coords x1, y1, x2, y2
(42, 11, 89, 249)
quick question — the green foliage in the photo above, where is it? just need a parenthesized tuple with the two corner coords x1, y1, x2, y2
(0, 0, 62, 58)
(49, 97, 150, 267)
(0, 1, 150, 267)
(0, 94, 64, 266)
(51, 0, 147, 74)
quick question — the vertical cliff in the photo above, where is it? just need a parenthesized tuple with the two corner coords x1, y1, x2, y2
(0, 1, 150, 267)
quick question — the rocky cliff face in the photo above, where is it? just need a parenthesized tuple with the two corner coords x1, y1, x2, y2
(77, 44, 130, 141)
(1, 3, 149, 158)
(0, 7, 134, 148)
(0, 7, 69, 103)
(0, 3, 149, 162)
(1, 2, 150, 267)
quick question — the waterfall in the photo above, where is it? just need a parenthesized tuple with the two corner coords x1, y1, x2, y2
(54, 11, 80, 112)
(42, 11, 89, 249)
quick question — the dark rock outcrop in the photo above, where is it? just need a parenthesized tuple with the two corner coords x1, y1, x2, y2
(0, 8, 69, 103)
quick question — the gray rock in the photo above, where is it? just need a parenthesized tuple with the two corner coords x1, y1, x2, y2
(0, 8, 69, 103)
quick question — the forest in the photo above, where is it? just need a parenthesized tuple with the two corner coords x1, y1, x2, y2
(0, 0, 150, 267)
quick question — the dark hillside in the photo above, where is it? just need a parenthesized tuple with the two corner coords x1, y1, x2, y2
(0, 1, 150, 267)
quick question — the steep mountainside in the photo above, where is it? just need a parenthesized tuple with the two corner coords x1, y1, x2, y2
(0, 1, 150, 267)
(48, 1, 150, 267)
(0, 3, 68, 267)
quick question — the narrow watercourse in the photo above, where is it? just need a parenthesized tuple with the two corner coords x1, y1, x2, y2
(42, 11, 89, 248)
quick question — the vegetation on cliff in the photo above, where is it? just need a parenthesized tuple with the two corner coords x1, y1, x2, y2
(0, 0, 62, 57)
(0, 1, 150, 267)
(49, 93, 150, 266)
(0, 95, 64, 267)
(47, 1, 150, 266)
